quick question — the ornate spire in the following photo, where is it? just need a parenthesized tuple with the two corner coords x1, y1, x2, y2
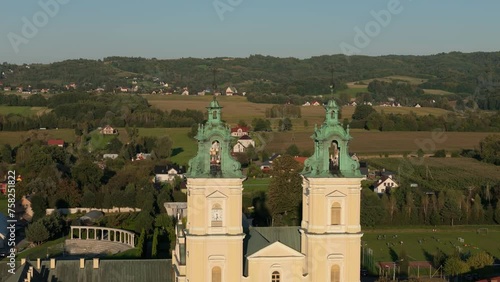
(302, 100, 361, 178)
(186, 100, 242, 178)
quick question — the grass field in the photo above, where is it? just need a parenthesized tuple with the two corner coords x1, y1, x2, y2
(363, 225, 500, 262)
(366, 157, 500, 191)
(423, 89, 455, 95)
(348, 76, 429, 86)
(0, 129, 76, 147)
(263, 130, 492, 155)
(0, 106, 50, 117)
(243, 177, 271, 193)
(144, 94, 452, 131)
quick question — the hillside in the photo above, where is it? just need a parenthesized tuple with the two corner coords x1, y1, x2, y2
(1, 52, 499, 101)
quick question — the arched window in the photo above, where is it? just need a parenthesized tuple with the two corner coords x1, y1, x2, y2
(271, 271, 280, 282)
(211, 203, 223, 227)
(213, 110, 217, 119)
(331, 202, 341, 225)
(331, 265, 340, 282)
(212, 266, 221, 282)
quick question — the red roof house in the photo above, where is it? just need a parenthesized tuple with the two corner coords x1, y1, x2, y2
(47, 139, 64, 147)
(231, 126, 249, 137)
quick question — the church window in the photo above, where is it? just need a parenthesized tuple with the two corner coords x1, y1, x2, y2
(271, 271, 280, 282)
(331, 265, 340, 282)
(212, 266, 221, 282)
(213, 110, 217, 119)
(211, 203, 223, 227)
(210, 141, 222, 176)
(331, 202, 341, 225)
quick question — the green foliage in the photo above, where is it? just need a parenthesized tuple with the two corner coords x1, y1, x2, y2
(72, 159, 103, 190)
(443, 256, 469, 276)
(153, 136, 173, 159)
(285, 144, 300, 156)
(252, 118, 272, 132)
(30, 194, 48, 222)
(134, 211, 154, 233)
(267, 155, 303, 226)
(352, 105, 376, 120)
(237, 120, 248, 127)
(152, 228, 159, 258)
(467, 251, 494, 270)
(137, 228, 146, 257)
(433, 149, 447, 158)
(25, 221, 50, 245)
(278, 118, 293, 132)
(479, 135, 500, 165)
(360, 188, 384, 227)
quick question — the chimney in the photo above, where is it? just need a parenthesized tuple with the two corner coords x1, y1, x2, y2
(93, 258, 99, 269)
(36, 258, 41, 270)
(50, 258, 56, 269)
(80, 258, 85, 269)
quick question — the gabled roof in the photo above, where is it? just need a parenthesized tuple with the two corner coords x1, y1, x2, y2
(247, 241, 304, 259)
(294, 156, 307, 164)
(231, 126, 249, 133)
(374, 176, 397, 187)
(239, 135, 252, 140)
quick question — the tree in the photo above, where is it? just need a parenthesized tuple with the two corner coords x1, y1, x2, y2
(30, 194, 48, 222)
(152, 228, 159, 258)
(444, 256, 469, 276)
(285, 144, 300, 157)
(433, 149, 447, 158)
(360, 189, 384, 227)
(278, 118, 292, 132)
(72, 159, 103, 190)
(467, 251, 494, 270)
(303, 120, 309, 128)
(267, 155, 303, 226)
(0, 144, 13, 163)
(154, 136, 173, 159)
(352, 105, 376, 120)
(25, 221, 50, 245)
(237, 119, 248, 127)
(440, 197, 462, 226)
(479, 135, 500, 165)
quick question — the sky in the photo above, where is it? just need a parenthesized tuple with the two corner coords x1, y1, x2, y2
(0, 0, 499, 64)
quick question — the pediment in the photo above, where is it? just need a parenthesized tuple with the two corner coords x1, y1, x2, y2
(326, 190, 347, 197)
(207, 190, 228, 199)
(247, 241, 305, 259)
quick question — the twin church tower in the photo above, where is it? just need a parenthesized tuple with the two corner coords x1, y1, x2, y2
(172, 98, 363, 282)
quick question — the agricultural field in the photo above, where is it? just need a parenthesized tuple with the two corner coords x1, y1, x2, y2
(362, 225, 500, 262)
(348, 76, 429, 86)
(0, 129, 76, 147)
(144, 94, 453, 131)
(423, 89, 455, 96)
(0, 106, 49, 116)
(262, 130, 492, 155)
(366, 157, 500, 192)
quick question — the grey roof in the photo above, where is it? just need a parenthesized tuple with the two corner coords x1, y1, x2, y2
(80, 211, 104, 221)
(243, 226, 301, 276)
(0, 213, 7, 238)
(11, 259, 173, 282)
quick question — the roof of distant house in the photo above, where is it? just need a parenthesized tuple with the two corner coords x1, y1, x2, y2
(293, 156, 307, 164)
(154, 164, 185, 174)
(239, 135, 252, 140)
(231, 126, 249, 133)
(47, 139, 64, 146)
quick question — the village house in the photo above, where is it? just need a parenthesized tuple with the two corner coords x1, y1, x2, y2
(100, 125, 117, 135)
(311, 101, 321, 106)
(103, 154, 119, 160)
(134, 153, 152, 161)
(259, 153, 281, 172)
(232, 135, 255, 153)
(0, 181, 7, 195)
(414, 103, 422, 108)
(225, 86, 237, 96)
(302, 101, 311, 106)
(154, 164, 185, 182)
(181, 89, 189, 95)
(47, 139, 64, 147)
(373, 175, 399, 194)
(230, 126, 250, 137)
(3, 86, 11, 91)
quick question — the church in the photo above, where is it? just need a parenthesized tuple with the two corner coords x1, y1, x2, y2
(172, 98, 363, 282)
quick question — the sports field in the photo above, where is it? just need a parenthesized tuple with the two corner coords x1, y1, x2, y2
(363, 226, 500, 262)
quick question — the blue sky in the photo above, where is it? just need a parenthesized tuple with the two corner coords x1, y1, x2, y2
(1, 0, 499, 64)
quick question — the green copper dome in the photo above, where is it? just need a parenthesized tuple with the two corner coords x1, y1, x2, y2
(302, 100, 361, 178)
(186, 97, 243, 178)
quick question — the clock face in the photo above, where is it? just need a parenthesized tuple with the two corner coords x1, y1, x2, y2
(211, 209, 222, 221)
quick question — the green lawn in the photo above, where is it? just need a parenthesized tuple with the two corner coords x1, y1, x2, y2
(0, 129, 75, 147)
(15, 237, 67, 260)
(362, 226, 500, 263)
(243, 178, 271, 193)
(0, 106, 49, 116)
(88, 131, 117, 152)
(0, 195, 7, 216)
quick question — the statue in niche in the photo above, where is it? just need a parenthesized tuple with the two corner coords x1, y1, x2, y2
(210, 141, 221, 176)
(329, 141, 339, 174)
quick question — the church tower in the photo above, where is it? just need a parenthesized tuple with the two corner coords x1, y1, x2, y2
(300, 100, 363, 282)
(173, 97, 245, 282)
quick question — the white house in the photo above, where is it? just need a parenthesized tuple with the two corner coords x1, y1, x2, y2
(414, 103, 422, 108)
(233, 135, 256, 153)
(181, 89, 189, 96)
(302, 101, 311, 106)
(311, 101, 321, 106)
(225, 86, 237, 96)
(103, 154, 119, 160)
(373, 175, 399, 194)
(230, 126, 249, 137)
(155, 165, 185, 182)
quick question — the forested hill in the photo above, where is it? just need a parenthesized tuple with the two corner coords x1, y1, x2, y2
(1, 51, 500, 96)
